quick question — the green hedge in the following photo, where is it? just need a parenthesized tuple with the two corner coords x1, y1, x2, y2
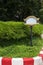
(0, 21, 43, 40)
(33, 24, 43, 35)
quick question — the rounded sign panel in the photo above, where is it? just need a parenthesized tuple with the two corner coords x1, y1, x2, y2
(26, 18, 37, 25)
(24, 16, 39, 26)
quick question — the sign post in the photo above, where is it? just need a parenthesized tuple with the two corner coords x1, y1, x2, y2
(24, 16, 39, 46)
(30, 26, 33, 46)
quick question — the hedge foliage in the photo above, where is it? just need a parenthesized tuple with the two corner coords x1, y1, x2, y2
(0, 21, 43, 40)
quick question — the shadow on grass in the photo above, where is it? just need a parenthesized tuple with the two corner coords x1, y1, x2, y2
(0, 37, 30, 47)
(0, 35, 41, 47)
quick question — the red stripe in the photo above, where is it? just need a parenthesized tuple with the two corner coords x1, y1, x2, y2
(2, 58, 12, 65)
(23, 58, 34, 65)
(38, 54, 43, 60)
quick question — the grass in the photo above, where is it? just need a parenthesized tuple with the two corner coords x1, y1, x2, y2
(0, 37, 43, 58)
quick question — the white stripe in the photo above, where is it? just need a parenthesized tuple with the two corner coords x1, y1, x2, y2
(33, 56, 43, 65)
(0, 57, 2, 65)
(12, 58, 23, 65)
(40, 51, 43, 54)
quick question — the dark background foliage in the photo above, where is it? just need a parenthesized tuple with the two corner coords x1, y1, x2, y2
(0, 0, 43, 21)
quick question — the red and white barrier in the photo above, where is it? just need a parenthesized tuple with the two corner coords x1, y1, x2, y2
(0, 48, 43, 65)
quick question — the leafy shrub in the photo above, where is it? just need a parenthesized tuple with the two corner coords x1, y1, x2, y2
(33, 24, 43, 35)
(0, 21, 29, 40)
(0, 21, 43, 40)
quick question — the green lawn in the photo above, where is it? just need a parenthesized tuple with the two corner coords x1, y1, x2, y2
(0, 37, 43, 58)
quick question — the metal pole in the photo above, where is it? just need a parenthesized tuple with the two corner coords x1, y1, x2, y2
(30, 26, 33, 46)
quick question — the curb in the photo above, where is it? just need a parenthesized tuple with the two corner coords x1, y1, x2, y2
(0, 48, 43, 65)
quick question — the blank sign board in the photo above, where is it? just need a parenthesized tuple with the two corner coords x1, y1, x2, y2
(24, 16, 39, 26)
(26, 18, 37, 25)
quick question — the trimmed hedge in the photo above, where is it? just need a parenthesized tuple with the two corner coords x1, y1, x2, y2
(33, 24, 43, 35)
(0, 21, 43, 40)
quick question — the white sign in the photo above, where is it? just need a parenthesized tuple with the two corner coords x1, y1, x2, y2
(24, 16, 39, 26)
(26, 18, 37, 25)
